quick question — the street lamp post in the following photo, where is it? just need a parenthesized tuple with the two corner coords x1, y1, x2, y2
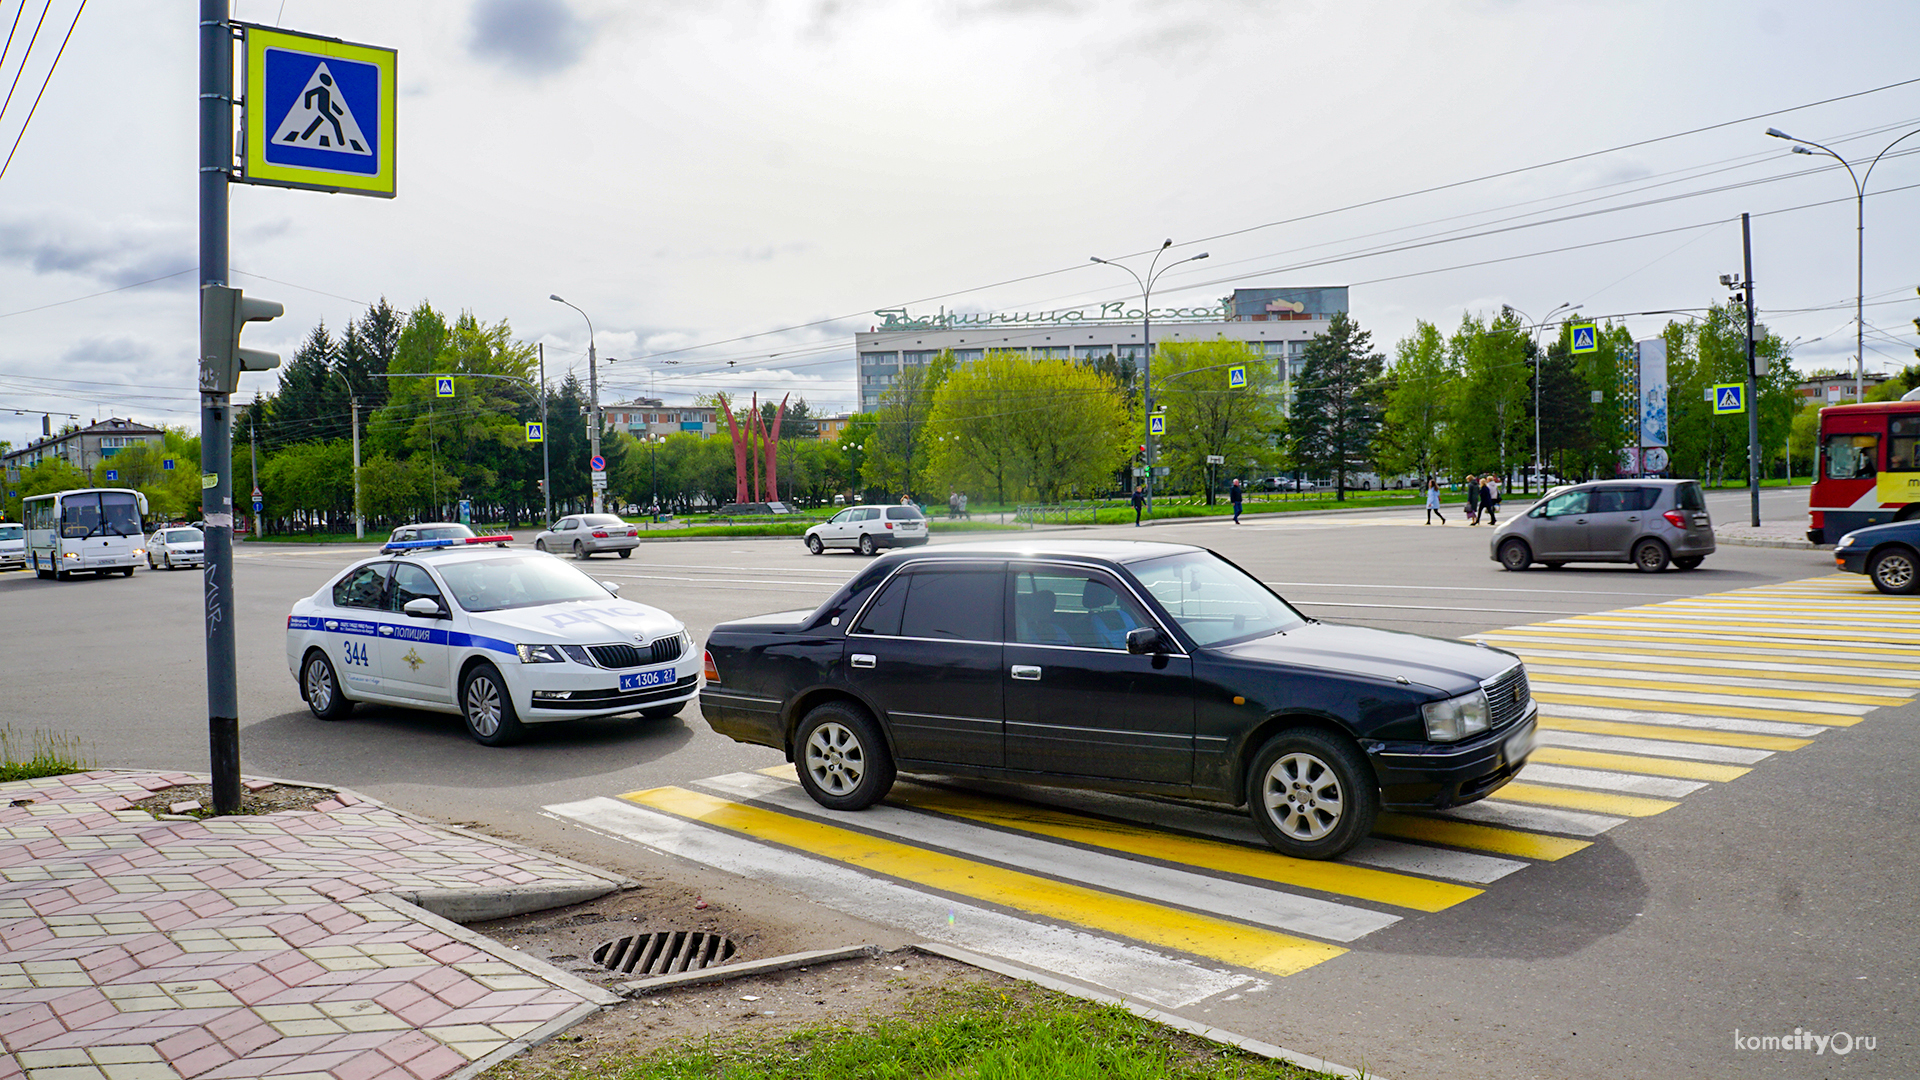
(1767, 125, 1920, 401)
(1509, 302, 1579, 493)
(549, 294, 602, 512)
(1091, 240, 1209, 515)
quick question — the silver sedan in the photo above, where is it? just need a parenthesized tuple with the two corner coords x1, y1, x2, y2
(533, 514, 641, 559)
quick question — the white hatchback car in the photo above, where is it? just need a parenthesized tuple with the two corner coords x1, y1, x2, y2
(803, 504, 928, 555)
(285, 537, 698, 745)
(146, 526, 205, 570)
(0, 521, 22, 571)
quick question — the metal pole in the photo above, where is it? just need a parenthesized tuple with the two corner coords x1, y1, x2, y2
(1743, 213, 1761, 527)
(351, 397, 362, 539)
(589, 336, 601, 513)
(539, 343, 551, 525)
(198, 0, 240, 816)
(248, 418, 257, 533)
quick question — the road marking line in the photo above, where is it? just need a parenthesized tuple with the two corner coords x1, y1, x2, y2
(1528, 673, 1904, 708)
(541, 796, 1260, 1009)
(1533, 691, 1865, 725)
(1424, 799, 1627, 837)
(1370, 814, 1591, 860)
(1478, 637, 1920, 673)
(1495, 650, 1920, 685)
(1543, 702, 1827, 737)
(1514, 763, 1706, 798)
(1534, 729, 1772, 764)
(1539, 716, 1810, 751)
(1479, 627, 1920, 660)
(1529, 746, 1750, 782)
(1486, 783, 1677, 817)
(1541, 617, 1920, 649)
(620, 786, 1348, 977)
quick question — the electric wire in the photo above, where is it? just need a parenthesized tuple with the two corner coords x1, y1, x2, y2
(0, 0, 81, 183)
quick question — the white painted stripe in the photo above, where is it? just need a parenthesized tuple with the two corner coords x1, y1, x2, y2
(694, 772, 1398, 943)
(1535, 729, 1774, 765)
(1525, 664, 1920, 697)
(1516, 764, 1707, 799)
(1488, 646, 1915, 679)
(541, 796, 1257, 1009)
(1342, 839, 1526, 884)
(1436, 800, 1627, 837)
(1492, 624, 1920, 653)
(1543, 703, 1828, 738)
(1530, 680, 1873, 716)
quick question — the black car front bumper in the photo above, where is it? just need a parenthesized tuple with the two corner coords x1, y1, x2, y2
(1366, 711, 1536, 810)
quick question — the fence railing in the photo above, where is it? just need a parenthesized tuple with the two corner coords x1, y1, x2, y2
(1014, 502, 1103, 526)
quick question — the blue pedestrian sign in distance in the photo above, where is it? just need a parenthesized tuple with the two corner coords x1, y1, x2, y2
(240, 25, 397, 198)
(526, 422, 544, 444)
(1228, 365, 1248, 389)
(1570, 323, 1598, 354)
(1712, 383, 1747, 414)
(105, 470, 118, 481)
(163, 459, 175, 471)
(589, 455, 607, 472)
(435, 376, 454, 398)
(1149, 416, 1165, 436)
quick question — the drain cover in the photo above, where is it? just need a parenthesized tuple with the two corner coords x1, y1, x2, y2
(593, 931, 737, 976)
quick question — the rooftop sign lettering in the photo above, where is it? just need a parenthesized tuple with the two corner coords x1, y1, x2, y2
(875, 300, 1231, 331)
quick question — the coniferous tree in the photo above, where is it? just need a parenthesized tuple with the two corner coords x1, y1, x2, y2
(1289, 312, 1386, 500)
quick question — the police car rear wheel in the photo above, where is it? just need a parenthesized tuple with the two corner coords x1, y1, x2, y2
(303, 651, 354, 721)
(461, 664, 526, 746)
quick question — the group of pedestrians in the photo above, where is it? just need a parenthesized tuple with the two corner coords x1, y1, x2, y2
(1424, 475, 1501, 525)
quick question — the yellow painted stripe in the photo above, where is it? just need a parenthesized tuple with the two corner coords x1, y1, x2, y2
(1371, 813, 1590, 861)
(1530, 746, 1750, 782)
(1509, 655, 1920, 689)
(1479, 627, 1920, 662)
(1531, 672, 1907, 707)
(1487, 640, 1920, 676)
(621, 786, 1346, 976)
(1491, 782, 1677, 817)
(1539, 716, 1809, 751)
(885, 784, 1479, 913)
(1552, 615, 1920, 644)
(1533, 691, 1861, 726)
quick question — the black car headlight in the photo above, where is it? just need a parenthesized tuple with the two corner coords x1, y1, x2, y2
(1422, 688, 1491, 742)
(516, 643, 569, 664)
(1837, 532, 1858, 549)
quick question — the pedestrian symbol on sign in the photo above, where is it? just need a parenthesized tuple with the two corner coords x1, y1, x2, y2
(273, 64, 370, 155)
(526, 422, 543, 443)
(1228, 365, 1247, 389)
(1712, 383, 1746, 414)
(436, 376, 454, 397)
(1570, 324, 1598, 354)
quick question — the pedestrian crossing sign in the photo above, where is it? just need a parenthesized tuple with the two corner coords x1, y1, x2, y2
(1149, 416, 1165, 436)
(526, 422, 543, 443)
(1712, 383, 1746, 414)
(435, 376, 454, 398)
(1228, 365, 1247, 389)
(241, 25, 397, 198)
(1570, 323, 1598, 354)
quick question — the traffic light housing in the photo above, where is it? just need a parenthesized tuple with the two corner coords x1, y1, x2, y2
(201, 285, 284, 394)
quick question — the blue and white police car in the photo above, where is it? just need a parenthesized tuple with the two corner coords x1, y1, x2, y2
(284, 535, 698, 745)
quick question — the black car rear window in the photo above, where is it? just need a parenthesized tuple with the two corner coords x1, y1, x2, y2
(854, 568, 1001, 642)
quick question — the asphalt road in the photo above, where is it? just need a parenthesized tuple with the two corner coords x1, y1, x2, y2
(5, 484, 1907, 1079)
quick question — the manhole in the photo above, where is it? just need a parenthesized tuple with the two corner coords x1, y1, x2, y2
(593, 931, 737, 976)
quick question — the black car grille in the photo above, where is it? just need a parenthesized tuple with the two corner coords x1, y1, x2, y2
(1485, 665, 1530, 732)
(588, 634, 684, 669)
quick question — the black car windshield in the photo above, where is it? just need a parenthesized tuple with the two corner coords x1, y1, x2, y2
(434, 555, 611, 613)
(1129, 551, 1306, 646)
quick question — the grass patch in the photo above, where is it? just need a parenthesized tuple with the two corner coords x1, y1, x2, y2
(509, 983, 1346, 1080)
(0, 727, 90, 782)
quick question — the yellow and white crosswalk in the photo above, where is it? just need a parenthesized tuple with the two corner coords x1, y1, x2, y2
(544, 573, 1919, 1008)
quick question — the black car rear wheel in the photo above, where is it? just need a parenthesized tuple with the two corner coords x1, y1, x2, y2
(1633, 538, 1670, 573)
(1247, 729, 1377, 860)
(1869, 546, 1919, 594)
(794, 701, 894, 811)
(1498, 538, 1531, 572)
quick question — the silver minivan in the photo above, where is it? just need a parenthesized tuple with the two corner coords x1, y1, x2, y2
(1490, 479, 1715, 572)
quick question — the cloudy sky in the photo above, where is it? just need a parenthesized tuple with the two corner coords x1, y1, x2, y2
(3, 0, 1919, 452)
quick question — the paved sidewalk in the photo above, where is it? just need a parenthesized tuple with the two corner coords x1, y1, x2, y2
(0, 771, 625, 1080)
(1711, 520, 1824, 549)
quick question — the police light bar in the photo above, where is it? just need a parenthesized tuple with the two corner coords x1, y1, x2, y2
(465, 535, 515, 546)
(381, 538, 458, 552)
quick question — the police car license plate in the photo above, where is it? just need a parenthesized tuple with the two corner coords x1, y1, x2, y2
(620, 669, 673, 692)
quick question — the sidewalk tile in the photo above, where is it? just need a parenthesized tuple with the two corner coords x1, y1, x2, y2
(159, 1044, 231, 1079)
(400, 1045, 467, 1080)
(216, 1020, 280, 1057)
(375, 1031, 439, 1065)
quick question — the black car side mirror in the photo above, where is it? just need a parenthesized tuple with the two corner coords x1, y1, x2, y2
(1125, 627, 1165, 655)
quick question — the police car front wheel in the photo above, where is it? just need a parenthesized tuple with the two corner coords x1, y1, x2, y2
(303, 651, 354, 722)
(461, 664, 526, 746)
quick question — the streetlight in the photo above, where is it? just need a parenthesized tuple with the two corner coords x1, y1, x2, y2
(1091, 240, 1209, 514)
(1509, 301, 1579, 493)
(1767, 124, 1920, 401)
(549, 293, 603, 513)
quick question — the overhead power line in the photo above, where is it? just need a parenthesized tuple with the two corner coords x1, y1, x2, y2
(0, 0, 83, 183)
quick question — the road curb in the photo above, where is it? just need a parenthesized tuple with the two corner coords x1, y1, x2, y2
(913, 942, 1387, 1080)
(1716, 535, 1826, 550)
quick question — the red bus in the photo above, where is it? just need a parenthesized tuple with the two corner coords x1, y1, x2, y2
(1807, 397, 1920, 544)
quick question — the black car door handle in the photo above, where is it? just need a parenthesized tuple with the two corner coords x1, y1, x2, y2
(1011, 665, 1042, 681)
(851, 654, 876, 669)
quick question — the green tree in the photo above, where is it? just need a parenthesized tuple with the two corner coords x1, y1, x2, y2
(1291, 312, 1386, 500)
(1379, 320, 1454, 482)
(1155, 341, 1286, 502)
(923, 353, 1129, 505)
(867, 356, 951, 502)
(1445, 309, 1533, 484)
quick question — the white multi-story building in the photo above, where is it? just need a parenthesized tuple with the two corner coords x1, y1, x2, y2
(853, 286, 1349, 413)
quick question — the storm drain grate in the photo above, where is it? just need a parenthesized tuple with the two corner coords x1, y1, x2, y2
(593, 931, 737, 976)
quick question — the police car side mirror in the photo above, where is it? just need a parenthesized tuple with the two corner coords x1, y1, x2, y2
(403, 597, 448, 619)
(600, 580, 621, 596)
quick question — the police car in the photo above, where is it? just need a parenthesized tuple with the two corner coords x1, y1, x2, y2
(284, 535, 699, 745)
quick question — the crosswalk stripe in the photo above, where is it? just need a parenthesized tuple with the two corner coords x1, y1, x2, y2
(1539, 716, 1811, 751)
(1535, 729, 1773, 764)
(620, 786, 1348, 977)
(1529, 621, 1920, 651)
(1533, 690, 1865, 725)
(1434, 798, 1627, 836)
(1544, 702, 1828, 737)
(1370, 813, 1591, 860)
(1529, 672, 1905, 708)
(1488, 782, 1678, 817)
(1481, 637, 1920, 674)
(1497, 650, 1920, 686)
(1529, 746, 1751, 782)
(1514, 764, 1705, 798)
(697, 772, 1405, 941)
(879, 781, 1480, 913)
(1479, 626, 1920, 660)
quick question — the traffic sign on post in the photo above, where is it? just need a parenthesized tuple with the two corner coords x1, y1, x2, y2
(1712, 383, 1746, 414)
(240, 25, 398, 198)
(1149, 416, 1164, 436)
(253, 499, 264, 513)
(1227, 365, 1247, 389)
(163, 459, 175, 471)
(589, 455, 607, 472)
(435, 376, 454, 397)
(526, 421, 543, 443)
(1570, 323, 1599, 354)
(106, 470, 118, 481)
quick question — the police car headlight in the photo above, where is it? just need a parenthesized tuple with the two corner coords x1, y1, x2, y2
(1422, 688, 1491, 742)
(516, 643, 569, 664)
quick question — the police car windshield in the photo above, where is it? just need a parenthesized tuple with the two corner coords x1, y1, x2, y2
(434, 555, 610, 613)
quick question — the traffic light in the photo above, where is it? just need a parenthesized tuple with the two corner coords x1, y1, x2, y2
(201, 285, 284, 394)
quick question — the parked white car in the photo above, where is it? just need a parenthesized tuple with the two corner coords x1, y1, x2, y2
(146, 526, 205, 570)
(0, 522, 22, 571)
(285, 541, 697, 745)
(388, 522, 475, 544)
(803, 504, 928, 555)
(533, 514, 640, 559)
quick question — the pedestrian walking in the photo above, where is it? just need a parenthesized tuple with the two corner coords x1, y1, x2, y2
(948, 492, 960, 519)
(1424, 478, 1446, 524)
(1229, 478, 1244, 524)
(957, 492, 969, 519)
(1464, 475, 1481, 525)
(1479, 476, 1499, 526)
(1131, 484, 1146, 527)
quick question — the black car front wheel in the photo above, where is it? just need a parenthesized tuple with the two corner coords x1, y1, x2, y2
(1869, 546, 1919, 594)
(794, 701, 895, 811)
(1247, 729, 1378, 860)
(461, 664, 526, 746)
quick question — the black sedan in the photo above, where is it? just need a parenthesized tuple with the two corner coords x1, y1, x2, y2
(1834, 519, 1920, 593)
(698, 540, 1536, 860)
